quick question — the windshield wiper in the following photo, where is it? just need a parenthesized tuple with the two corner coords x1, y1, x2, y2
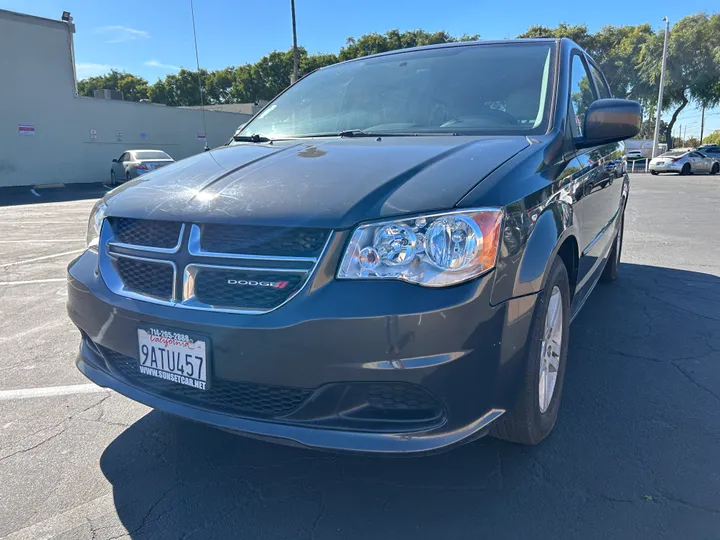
(232, 134, 273, 143)
(338, 129, 459, 138)
(338, 129, 375, 138)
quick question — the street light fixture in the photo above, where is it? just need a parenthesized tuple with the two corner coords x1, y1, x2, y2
(651, 17, 670, 158)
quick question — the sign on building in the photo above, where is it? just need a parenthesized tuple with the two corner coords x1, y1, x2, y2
(18, 123, 35, 136)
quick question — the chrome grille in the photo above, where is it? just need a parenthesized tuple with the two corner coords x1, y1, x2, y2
(109, 217, 183, 249)
(113, 256, 174, 300)
(189, 266, 307, 311)
(199, 223, 329, 257)
(99, 218, 331, 313)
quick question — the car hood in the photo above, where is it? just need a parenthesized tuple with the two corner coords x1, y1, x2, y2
(104, 136, 530, 228)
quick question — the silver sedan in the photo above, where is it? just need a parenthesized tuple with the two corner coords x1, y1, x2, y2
(110, 150, 175, 185)
(649, 149, 719, 176)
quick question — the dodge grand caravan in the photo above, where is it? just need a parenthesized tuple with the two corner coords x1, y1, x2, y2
(67, 39, 641, 454)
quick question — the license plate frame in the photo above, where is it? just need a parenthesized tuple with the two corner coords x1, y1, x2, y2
(137, 325, 211, 390)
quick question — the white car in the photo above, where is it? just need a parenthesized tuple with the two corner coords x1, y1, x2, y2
(626, 150, 644, 160)
(649, 150, 719, 176)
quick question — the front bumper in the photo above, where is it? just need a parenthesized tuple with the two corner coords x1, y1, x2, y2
(67, 250, 537, 454)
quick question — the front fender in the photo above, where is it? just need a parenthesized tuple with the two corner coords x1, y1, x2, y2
(491, 200, 577, 305)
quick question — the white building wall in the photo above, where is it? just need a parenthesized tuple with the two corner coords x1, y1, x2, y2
(0, 9, 250, 188)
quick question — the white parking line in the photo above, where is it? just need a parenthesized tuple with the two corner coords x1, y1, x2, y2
(0, 248, 85, 269)
(0, 239, 85, 244)
(3, 493, 116, 540)
(0, 278, 67, 286)
(0, 384, 109, 401)
(30, 189, 40, 197)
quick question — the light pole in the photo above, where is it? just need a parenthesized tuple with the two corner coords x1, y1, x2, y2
(651, 17, 670, 157)
(290, 0, 299, 84)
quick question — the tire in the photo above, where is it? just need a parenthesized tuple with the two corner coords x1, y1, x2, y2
(126, 171, 132, 183)
(681, 163, 691, 175)
(650, 170, 658, 176)
(601, 209, 624, 282)
(489, 256, 570, 445)
(711, 163, 719, 175)
(110, 170, 116, 186)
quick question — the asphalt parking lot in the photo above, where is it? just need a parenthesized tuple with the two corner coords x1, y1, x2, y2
(1, 173, 719, 539)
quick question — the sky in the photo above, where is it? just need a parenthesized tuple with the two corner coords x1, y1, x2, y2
(2, 0, 719, 138)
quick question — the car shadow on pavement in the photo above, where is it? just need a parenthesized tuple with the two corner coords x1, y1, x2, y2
(0, 184, 109, 207)
(100, 263, 720, 540)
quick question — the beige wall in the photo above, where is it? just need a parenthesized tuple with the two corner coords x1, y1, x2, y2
(0, 9, 250, 188)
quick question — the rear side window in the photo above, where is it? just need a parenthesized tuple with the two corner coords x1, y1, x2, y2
(589, 63, 611, 99)
(569, 54, 597, 137)
(134, 150, 171, 160)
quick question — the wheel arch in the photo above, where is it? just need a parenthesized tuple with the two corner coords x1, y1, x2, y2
(491, 201, 579, 305)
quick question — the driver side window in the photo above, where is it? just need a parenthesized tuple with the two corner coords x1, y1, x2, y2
(569, 54, 597, 138)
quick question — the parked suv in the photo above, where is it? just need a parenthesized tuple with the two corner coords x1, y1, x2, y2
(68, 39, 641, 453)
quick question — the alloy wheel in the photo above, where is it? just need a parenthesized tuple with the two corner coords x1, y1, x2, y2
(539, 286, 563, 413)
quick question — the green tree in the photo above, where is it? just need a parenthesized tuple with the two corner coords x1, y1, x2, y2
(77, 70, 149, 101)
(702, 133, 720, 145)
(338, 29, 478, 61)
(518, 23, 594, 50)
(634, 118, 668, 139)
(149, 68, 210, 106)
(517, 23, 654, 101)
(638, 14, 720, 149)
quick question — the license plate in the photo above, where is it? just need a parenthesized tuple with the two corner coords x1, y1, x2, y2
(137, 326, 209, 390)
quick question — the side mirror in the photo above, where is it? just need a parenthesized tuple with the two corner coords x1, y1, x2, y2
(577, 99, 642, 149)
(112, 159, 118, 163)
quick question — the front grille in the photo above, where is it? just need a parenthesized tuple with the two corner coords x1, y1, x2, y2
(99, 346, 311, 418)
(200, 223, 329, 257)
(110, 218, 182, 249)
(100, 218, 330, 313)
(366, 383, 440, 411)
(193, 268, 306, 310)
(113, 257, 174, 299)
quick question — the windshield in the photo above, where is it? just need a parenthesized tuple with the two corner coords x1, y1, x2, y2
(238, 43, 555, 139)
(134, 150, 171, 160)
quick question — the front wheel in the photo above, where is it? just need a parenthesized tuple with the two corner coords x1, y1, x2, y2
(489, 256, 570, 445)
(651, 170, 659, 176)
(711, 163, 719, 175)
(601, 210, 623, 282)
(110, 170, 116, 186)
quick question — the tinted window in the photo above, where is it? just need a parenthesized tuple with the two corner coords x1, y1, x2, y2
(691, 152, 704, 158)
(239, 43, 556, 138)
(569, 54, 596, 137)
(119, 153, 129, 162)
(134, 150, 171, 160)
(589, 63, 611, 99)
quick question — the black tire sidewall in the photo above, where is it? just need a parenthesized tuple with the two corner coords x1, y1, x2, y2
(682, 164, 691, 175)
(110, 171, 116, 185)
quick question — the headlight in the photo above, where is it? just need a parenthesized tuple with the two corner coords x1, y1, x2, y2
(337, 209, 503, 287)
(86, 201, 107, 251)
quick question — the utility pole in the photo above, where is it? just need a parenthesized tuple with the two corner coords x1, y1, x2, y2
(700, 104, 705, 143)
(290, 0, 299, 84)
(652, 17, 670, 158)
